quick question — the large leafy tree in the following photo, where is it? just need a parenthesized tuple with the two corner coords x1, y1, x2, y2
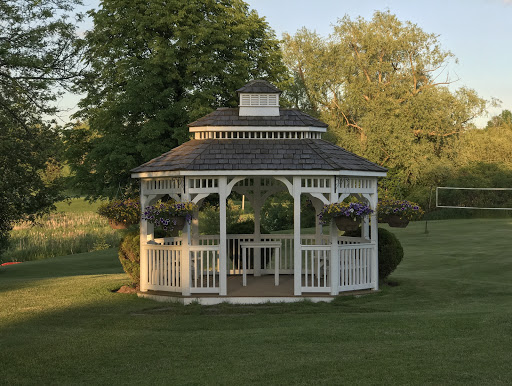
(0, 0, 82, 254)
(71, 0, 288, 199)
(455, 110, 512, 169)
(282, 11, 486, 195)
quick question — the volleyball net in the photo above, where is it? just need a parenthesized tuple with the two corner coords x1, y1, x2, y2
(436, 187, 512, 210)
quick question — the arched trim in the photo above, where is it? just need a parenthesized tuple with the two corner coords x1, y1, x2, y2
(309, 192, 329, 206)
(274, 176, 293, 195)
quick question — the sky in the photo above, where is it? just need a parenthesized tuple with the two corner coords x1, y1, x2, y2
(58, 0, 512, 127)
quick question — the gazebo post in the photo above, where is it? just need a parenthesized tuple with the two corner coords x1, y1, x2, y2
(219, 176, 228, 296)
(330, 185, 340, 295)
(370, 189, 379, 291)
(252, 194, 262, 277)
(181, 191, 192, 296)
(293, 176, 302, 296)
(139, 191, 157, 293)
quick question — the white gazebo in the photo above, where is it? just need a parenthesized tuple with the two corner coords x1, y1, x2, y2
(131, 80, 387, 304)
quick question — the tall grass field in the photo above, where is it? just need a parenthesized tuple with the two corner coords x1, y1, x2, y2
(1, 218, 511, 384)
(1, 198, 122, 263)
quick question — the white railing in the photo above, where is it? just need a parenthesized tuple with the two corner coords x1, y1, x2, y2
(190, 245, 220, 294)
(339, 244, 375, 291)
(198, 234, 330, 275)
(144, 244, 182, 292)
(143, 234, 375, 295)
(338, 236, 370, 245)
(154, 237, 183, 246)
(240, 241, 282, 286)
(301, 245, 331, 292)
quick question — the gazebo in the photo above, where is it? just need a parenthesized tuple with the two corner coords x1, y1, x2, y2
(131, 80, 387, 304)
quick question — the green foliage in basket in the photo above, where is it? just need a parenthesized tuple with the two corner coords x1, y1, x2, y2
(377, 198, 424, 221)
(97, 198, 140, 224)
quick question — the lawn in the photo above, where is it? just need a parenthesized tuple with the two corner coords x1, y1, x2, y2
(1, 219, 511, 385)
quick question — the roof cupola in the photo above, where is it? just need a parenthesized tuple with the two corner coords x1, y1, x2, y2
(236, 79, 281, 117)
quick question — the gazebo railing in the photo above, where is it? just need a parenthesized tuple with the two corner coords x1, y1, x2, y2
(144, 244, 182, 292)
(142, 234, 376, 294)
(339, 243, 375, 291)
(197, 234, 330, 275)
(301, 245, 331, 292)
(190, 245, 220, 294)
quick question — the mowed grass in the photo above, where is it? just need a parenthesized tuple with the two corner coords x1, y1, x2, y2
(1, 219, 511, 385)
(2, 198, 122, 263)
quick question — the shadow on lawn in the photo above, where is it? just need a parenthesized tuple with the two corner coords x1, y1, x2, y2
(0, 248, 124, 294)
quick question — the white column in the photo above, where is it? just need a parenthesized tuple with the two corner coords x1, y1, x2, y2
(370, 180, 379, 290)
(293, 176, 302, 296)
(191, 206, 199, 246)
(310, 198, 324, 245)
(252, 193, 263, 277)
(329, 184, 340, 295)
(362, 217, 370, 240)
(219, 176, 228, 296)
(181, 191, 191, 296)
(139, 190, 148, 292)
(139, 190, 157, 293)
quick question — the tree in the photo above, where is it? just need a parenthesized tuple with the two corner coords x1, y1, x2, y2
(486, 109, 512, 129)
(0, 0, 82, 254)
(70, 0, 288, 199)
(282, 11, 487, 196)
(455, 110, 512, 169)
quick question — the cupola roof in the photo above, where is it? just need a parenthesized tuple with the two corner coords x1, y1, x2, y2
(236, 79, 281, 94)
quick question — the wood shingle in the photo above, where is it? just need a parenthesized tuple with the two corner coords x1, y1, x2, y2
(131, 139, 386, 173)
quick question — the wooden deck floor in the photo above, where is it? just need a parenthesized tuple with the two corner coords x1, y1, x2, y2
(227, 274, 295, 297)
(139, 274, 374, 304)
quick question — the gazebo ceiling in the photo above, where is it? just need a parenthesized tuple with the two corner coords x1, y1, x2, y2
(130, 138, 387, 173)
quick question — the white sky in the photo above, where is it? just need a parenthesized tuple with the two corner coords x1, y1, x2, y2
(55, 0, 512, 127)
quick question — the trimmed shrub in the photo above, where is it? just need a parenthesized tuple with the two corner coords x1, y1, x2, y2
(118, 231, 140, 285)
(226, 218, 269, 234)
(377, 227, 404, 280)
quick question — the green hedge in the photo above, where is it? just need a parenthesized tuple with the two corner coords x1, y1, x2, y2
(118, 231, 140, 285)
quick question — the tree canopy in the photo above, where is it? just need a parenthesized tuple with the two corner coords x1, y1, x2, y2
(0, 0, 81, 253)
(70, 0, 288, 199)
(282, 11, 487, 195)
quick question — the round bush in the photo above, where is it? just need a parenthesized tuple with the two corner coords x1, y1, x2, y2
(118, 231, 140, 285)
(226, 218, 269, 234)
(377, 227, 404, 280)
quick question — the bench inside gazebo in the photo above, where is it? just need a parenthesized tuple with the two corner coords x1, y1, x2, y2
(131, 80, 387, 305)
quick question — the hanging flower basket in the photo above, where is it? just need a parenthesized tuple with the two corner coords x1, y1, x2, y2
(377, 198, 424, 228)
(318, 201, 373, 231)
(334, 216, 361, 231)
(98, 198, 140, 229)
(143, 201, 196, 235)
(166, 216, 186, 236)
(386, 215, 409, 228)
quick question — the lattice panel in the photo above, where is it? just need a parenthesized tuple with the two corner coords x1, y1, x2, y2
(336, 177, 375, 193)
(188, 178, 219, 193)
(301, 178, 331, 188)
(144, 178, 184, 194)
(193, 131, 322, 140)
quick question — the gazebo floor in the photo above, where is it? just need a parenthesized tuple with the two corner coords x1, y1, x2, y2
(138, 274, 375, 305)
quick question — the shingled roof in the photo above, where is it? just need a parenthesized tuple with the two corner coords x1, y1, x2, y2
(131, 139, 387, 173)
(188, 108, 328, 128)
(236, 79, 281, 94)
